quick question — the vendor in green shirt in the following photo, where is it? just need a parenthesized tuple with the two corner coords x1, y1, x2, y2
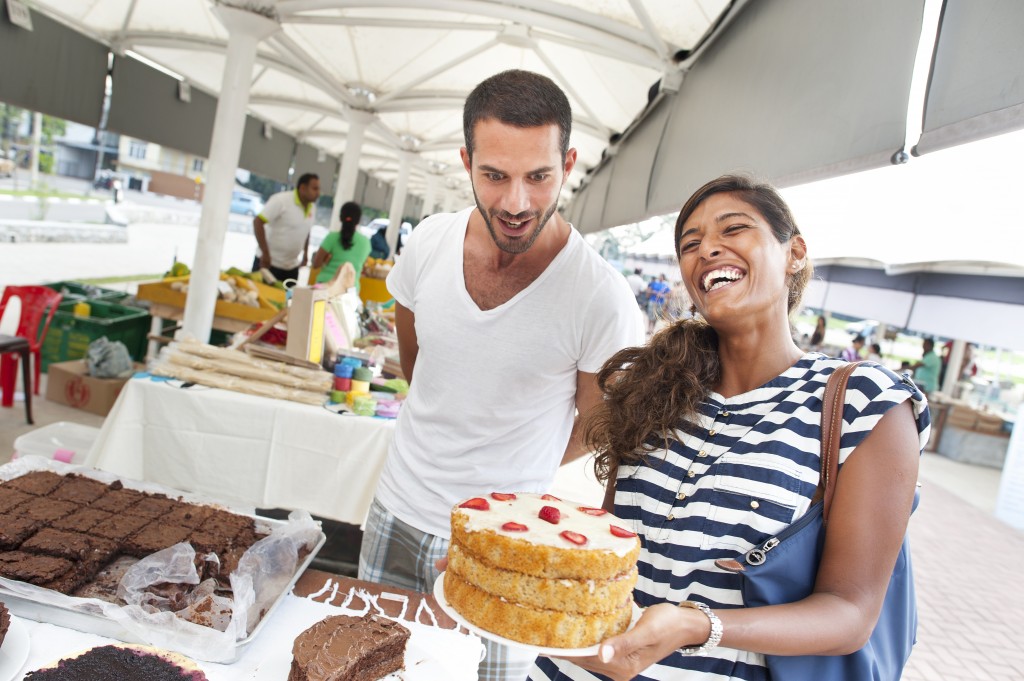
(312, 201, 372, 290)
(912, 337, 942, 394)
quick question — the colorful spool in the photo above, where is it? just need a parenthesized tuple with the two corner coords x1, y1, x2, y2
(330, 390, 347, 404)
(333, 363, 354, 378)
(350, 379, 370, 393)
(334, 376, 352, 391)
(352, 367, 374, 382)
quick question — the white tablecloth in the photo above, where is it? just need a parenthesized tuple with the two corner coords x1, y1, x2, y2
(84, 376, 396, 524)
(11, 590, 483, 679)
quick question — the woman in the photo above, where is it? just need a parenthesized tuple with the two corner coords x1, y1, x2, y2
(809, 315, 826, 349)
(312, 201, 371, 289)
(530, 175, 929, 681)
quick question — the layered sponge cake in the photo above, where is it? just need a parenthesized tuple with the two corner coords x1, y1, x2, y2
(444, 492, 640, 648)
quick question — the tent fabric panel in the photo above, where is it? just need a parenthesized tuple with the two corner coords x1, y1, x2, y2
(820, 281, 916, 329)
(0, 9, 107, 126)
(353, 170, 369, 207)
(294, 144, 337, 195)
(599, 98, 673, 231)
(916, 0, 1024, 156)
(908, 295, 1024, 350)
(576, 164, 613, 233)
(815, 265, 919, 293)
(239, 117, 295, 184)
(648, 0, 923, 218)
(916, 272, 1024, 306)
(108, 55, 216, 158)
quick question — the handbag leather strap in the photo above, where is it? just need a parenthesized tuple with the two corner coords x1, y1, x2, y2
(817, 361, 864, 525)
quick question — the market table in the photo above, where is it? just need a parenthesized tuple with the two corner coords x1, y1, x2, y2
(83, 374, 396, 524)
(11, 569, 483, 679)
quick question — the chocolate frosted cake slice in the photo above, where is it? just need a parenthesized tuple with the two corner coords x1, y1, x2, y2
(289, 614, 410, 681)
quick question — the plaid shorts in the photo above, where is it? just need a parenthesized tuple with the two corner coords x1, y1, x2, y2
(359, 497, 537, 681)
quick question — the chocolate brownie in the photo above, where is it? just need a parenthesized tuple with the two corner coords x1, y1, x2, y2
(51, 507, 114, 533)
(16, 497, 78, 524)
(0, 551, 73, 584)
(2, 471, 64, 496)
(198, 509, 256, 538)
(90, 487, 144, 513)
(0, 487, 33, 514)
(50, 475, 108, 505)
(215, 545, 248, 587)
(0, 514, 41, 549)
(122, 524, 191, 558)
(40, 559, 104, 595)
(90, 514, 152, 542)
(188, 528, 233, 556)
(161, 504, 214, 529)
(21, 529, 118, 563)
(126, 495, 177, 519)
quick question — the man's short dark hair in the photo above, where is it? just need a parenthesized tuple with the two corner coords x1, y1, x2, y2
(463, 70, 572, 161)
(297, 173, 319, 188)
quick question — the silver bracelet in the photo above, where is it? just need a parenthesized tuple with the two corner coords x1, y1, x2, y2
(678, 601, 723, 656)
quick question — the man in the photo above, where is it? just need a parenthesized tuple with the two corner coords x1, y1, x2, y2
(625, 267, 646, 307)
(841, 334, 866, 362)
(252, 172, 320, 283)
(913, 337, 941, 394)
(644, 273, 671, 330)
(359, 70, 642, 681)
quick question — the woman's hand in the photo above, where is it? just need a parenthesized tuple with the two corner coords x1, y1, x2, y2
(435, 556, 449, 573)
(553, 604, 705, 681)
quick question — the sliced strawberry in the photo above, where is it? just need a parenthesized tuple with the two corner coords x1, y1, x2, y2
(560, 530, 588, 546)
(609, 524, 637, 538)
(501, 521, 528, 532)
(490, 492, 517, 501)
(578, 506, 607, 516)
(541, 494, 561, 501)
(459, 497, 490, 511)
(538, 505, 561, 524)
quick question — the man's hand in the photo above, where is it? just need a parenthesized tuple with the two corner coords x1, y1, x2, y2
(259, 253, 271, 269)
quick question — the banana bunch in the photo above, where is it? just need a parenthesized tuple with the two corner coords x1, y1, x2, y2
(218, 272, 260, 307)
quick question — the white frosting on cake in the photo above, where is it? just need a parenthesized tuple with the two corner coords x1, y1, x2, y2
(454, 493, 639, 557)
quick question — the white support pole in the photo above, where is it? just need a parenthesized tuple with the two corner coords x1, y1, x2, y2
(942, 338, 967, 396)
(30, 112, 41, 189)
(331, 110, 374, 231)
(180, 6, 279, 343)
(385, 151, 413, 256)
(421, 171, 439, 219)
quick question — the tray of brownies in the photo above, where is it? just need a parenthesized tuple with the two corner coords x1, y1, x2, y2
(0, 456, 325, 663)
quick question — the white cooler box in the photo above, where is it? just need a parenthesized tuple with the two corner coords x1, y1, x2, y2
(12, 422, 100, 464)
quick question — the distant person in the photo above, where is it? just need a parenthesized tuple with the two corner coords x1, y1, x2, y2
(841, 334, 865, 362)
(625, 268, 646, 306)
(111, 178, 124, 204)
(252, 172, 320, 283)
(913, 338, 942, 395)
(369, 225, 390, 260)
(810, 315, 827, 349)
(867, 342, 883, 363)
(312, 201, 371, 290)
(645, 274, 671, 329)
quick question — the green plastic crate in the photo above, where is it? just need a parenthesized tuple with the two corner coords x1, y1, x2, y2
(41, 300, 151, 371)
(44, 281, 130, 304)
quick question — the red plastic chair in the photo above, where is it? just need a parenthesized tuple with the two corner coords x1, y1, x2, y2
(0, 285, 63, 406)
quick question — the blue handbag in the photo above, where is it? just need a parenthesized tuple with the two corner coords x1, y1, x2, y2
(717, 362, 918, 680)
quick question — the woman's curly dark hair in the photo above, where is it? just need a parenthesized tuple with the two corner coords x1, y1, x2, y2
(588, 175, 813, 482)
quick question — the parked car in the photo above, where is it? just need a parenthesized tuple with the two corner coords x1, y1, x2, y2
(230, 192, 264, 216)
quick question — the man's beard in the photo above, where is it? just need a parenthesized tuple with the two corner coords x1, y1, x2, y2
(474, 189, 559, 255)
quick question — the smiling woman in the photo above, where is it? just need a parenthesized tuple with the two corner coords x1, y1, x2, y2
(530, 174, 930, 681)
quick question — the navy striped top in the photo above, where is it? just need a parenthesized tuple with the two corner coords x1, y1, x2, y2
(531, 354, 930, 681)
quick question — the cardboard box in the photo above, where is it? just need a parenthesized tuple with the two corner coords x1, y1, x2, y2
(45, 360, 144, 417)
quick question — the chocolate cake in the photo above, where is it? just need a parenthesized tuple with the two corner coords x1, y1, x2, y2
(289, 614, 410, 681)
(50, 475, 109, 504)
(2, 471, 64, 496)
(0, 550, 73, 585)
(0, 600, 9, 648)
(0, 514, 41, 549)
(23, 644, 208, 679)
(0, 487, 33, 514)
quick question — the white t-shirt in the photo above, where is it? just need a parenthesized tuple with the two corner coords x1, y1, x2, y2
(257, 190, 315, 269)
(377, 207, 645, 538)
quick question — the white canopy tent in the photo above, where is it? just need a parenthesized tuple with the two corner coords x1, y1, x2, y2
(3, 0, 1023, 340)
